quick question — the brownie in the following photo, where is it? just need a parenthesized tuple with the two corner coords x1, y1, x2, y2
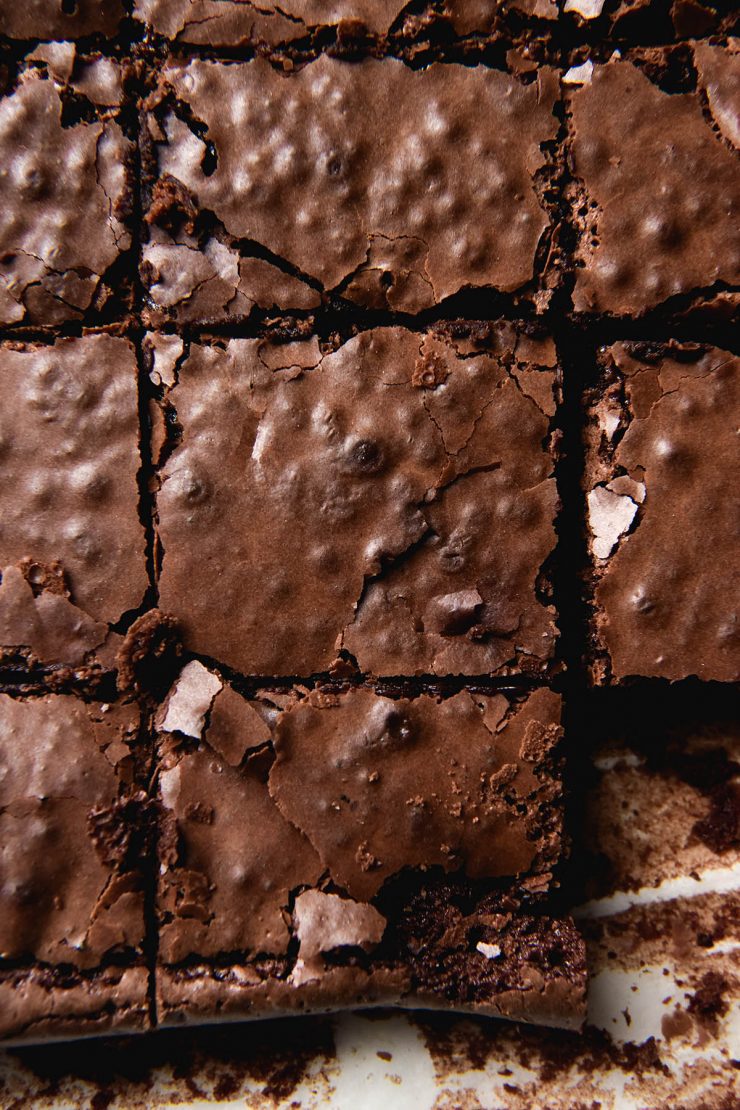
(153, 324, 559, 677)
(0, 64, 134, 327)
(0, 692, 149, 1042)
(584, 342, 739, 683)
(0, 335, 148, 685)
(567, 45, 740, 319)
(141, 56, 560, 322)
(0, 0, 125, 40)
(154, 662, 585, 1029)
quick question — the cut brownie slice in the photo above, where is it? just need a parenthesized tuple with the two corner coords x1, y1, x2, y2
(584, 341, 739, 683)
(154, 663, 585, 1029)
(0, 335, 148, 686)
(0, 693, 150, 1042)
(566, 45, 739, 319)
(0, 62, 134, 327)
(141, 56, 560, 322)
(0, 0, 125, 39)
(153, 324, 559, 677)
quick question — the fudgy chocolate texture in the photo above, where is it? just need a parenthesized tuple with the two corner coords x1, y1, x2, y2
(567, 48, 740, 317)
(141, 57, 559, 321)
(0, 692, 150, 1040)
(0, 966, 149, 1045)
(0, 336, 148, 679)
(0, 0, 125, 39)
(584, 342, 739, 683)
(155, 668, 583, 1028)
(0, 69, 133, 326)
(154, 325, 558, 677)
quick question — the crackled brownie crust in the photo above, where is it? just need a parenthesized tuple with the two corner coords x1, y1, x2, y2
(0, 692, 150, 1041)
(584, 342, 740, 683)
(0, 61, 134, 327)
(0, 0, 125, 40)
(153, 663, 584, 1028)
(0, 335, 148, 683)
(134, 0, 559, 49)
(567, 44, 740, 319)
(140, 56, 560, 321)
(153, 324, 559, 677)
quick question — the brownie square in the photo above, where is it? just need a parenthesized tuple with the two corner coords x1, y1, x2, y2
(0, 692, 150, 1041)
(0, 64, 134, 327)
(567, 46, 740, 319)
(584, 341, 739, 683)
(154, 662, 585, 1029)
(153, 324, 559, 677)
(141, 56, 560, 323)
(0, 335, 148, 682)
(0, 0, 125, 39)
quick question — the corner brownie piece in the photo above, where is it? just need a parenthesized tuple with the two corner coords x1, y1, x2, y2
(0, 0, 125, 39)
(0, 693, 150, 1042)
(141, 57, 560, 322)
(0, 64, 133, 327)
(567, 45, 739, 319)
(584, 341, 739, 683)
(154, 663, 585, 1029)
(153, 324, 559, 677)
(0, 335, 148, 685)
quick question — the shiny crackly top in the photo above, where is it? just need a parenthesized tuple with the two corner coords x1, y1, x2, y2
(0, 0, 124, 38)
(569, 49, 740, 315)
(587, 343, 739, 682)
(0, 694, 144, 968)
(0, 336, 148, 628)
(0, 71, 132, 326)
(145, 56, 557, 309)
(155, 327, 558, 677)
(157, 673, 562, 962)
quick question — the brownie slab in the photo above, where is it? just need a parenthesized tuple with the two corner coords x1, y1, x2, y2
(154, 663, 585, 1029)
(142, 57, 559, 321)
(0, 335, 148, 683)
(0, 67, 133, 326)
(567, 46, 740, 319)
(584, 341, 739, 683)
(153, 324, 559, 677)
(0, 692, 149, 1042)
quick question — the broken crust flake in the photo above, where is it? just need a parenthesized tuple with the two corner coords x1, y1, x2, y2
(587, 481, 644, 561)
(157, 660, 223, 738)
(291, 889, 386, 984)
